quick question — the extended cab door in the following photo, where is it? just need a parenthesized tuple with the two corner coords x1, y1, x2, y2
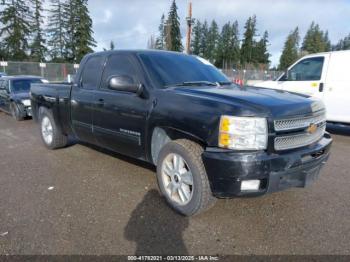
(277, 55, 329, 100)
(92, 53, 150, 159)
(70, 55, 106, 143)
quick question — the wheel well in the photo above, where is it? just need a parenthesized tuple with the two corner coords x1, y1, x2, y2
(150, 127, 205, 165)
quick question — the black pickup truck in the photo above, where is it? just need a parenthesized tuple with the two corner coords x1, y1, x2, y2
(31, 50, 332, 216)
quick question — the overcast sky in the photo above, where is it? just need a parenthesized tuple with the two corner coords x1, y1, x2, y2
(89, 0, 350, 67)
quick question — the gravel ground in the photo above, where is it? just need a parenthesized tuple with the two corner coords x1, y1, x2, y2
(0, 111, 349, 255)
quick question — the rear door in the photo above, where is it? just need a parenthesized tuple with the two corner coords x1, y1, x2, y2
(70, 55, 106, 143)
(323, 52, 350, 123)
(278, 55, 329, 99)
(92, 53, 150, 159)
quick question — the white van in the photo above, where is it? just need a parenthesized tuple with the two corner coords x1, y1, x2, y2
(255, 50, 350, 124)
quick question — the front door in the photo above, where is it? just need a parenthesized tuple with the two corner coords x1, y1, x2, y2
(278, 55, 328, 101)
(71, 55, 106, 143)
(93, 53, 150, 159)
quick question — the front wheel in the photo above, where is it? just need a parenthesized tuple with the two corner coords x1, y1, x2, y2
(39, 108, 68, 149)
(156, 139, 216, 216)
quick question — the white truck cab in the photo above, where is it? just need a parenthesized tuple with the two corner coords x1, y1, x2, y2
(256, 50, 350, 124)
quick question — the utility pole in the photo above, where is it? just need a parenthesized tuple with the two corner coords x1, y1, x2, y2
(185, 2, 194, 54)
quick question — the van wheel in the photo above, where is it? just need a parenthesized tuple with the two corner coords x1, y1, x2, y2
(39, 108, 68, 149)
(156, 139, 216, 216)
(10, 103, 24, 121)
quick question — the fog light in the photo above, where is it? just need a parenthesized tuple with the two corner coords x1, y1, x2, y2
(241, 180, 260, 191)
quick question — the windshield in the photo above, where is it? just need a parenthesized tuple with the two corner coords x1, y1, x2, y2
(139, 52, 230, 88)
(11, 79, 43, 93)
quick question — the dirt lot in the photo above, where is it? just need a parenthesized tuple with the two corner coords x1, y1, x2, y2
(0, 111, 350, 255)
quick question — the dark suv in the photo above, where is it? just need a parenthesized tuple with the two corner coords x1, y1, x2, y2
(0, 76, 46, 120)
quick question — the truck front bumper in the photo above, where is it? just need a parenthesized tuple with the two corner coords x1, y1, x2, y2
(202, 133, 332, 198)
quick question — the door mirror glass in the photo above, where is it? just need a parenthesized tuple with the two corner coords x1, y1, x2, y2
(108, 75, 142, 94)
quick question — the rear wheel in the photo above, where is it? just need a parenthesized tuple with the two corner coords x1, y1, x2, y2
(39, 108, 68, 149)
(156, 139, 216, 216)
(10, 103, 24, 121)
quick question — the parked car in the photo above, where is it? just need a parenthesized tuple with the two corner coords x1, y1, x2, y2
(255, 50, 350, 125)
(30, 50, 332, 216)
(0, 76, 47, 120)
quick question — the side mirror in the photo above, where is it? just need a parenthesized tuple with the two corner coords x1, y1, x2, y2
(108, 75, 143, 95)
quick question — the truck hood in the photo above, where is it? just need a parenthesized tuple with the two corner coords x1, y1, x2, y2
(10, 92, 30, 101)
(172, 85, 324, 118)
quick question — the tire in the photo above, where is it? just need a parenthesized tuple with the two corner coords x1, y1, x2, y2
(10, 102, 24, 121)
(39, 107, 68, 149)
(156, 139, 216, 216)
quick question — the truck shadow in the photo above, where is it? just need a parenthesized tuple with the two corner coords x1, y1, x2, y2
(326, 123, 350, 136)
(73, 140, 156, 172)
(124, 189, 189, 255)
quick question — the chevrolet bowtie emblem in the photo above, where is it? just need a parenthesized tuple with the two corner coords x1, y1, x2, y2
(307, 123, 318, 134)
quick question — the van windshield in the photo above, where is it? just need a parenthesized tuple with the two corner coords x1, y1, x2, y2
(139, 52, 230, 88)
(11, 79, 43, 93)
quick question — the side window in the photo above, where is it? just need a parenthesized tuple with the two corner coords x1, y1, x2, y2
(287, 57, 324, 81)
(101, 54, 138, 89)
(81, 56, 105, 89)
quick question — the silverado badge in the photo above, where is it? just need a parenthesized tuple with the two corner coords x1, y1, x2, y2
(307, 123, 318, 134)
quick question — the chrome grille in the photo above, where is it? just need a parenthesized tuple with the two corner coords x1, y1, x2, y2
(274, 113, 326, 132)
(274, 123, 326, 151)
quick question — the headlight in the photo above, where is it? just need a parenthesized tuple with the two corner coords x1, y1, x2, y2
(21, 99, 31, 107)
(219, 116, 268, 150)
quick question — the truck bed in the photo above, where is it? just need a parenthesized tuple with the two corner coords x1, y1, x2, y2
(30, 83, 73, 135)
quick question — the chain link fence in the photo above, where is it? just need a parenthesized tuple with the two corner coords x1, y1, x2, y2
(0, 61, 282, 84)
(0, 61, 78, 82)
(222, 69, 283, 85)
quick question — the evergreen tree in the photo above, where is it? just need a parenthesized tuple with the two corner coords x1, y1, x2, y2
(191, 20, 202, 55)
(0, 0, 32, 61)
(47, 0, 66, 61)
(155, 14, 166, 50)
(63, 0, 77, 62)
(254, 30, 270, 65)
(30, 0, 47, 62)
(279, 27, 300, 70)
(302, 22, 329, 54)
(323, 31, 331, 51)
(229, 21, 240, 67)
(62, 0, 96, 62)
(333, 34, 350, 50)
(206, 20, 219, 62)
(74, 0, 96, 62)
(199, 20, 209, 58)
(165, 0, 183, 52)
(110, 40, 115, 50)
(240, 15, 257, 65)
(216, 21, 240, 69)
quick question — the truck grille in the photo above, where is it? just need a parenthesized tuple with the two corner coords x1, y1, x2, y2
(274, 113, 326, 132)
(274, 123, 326, 151)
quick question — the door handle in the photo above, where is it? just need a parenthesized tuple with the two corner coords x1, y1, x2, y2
(97, 98, 105, 106)
(319, 83, 324, 92)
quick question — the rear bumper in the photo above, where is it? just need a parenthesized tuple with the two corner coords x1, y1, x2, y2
(202, 133, 332, 198)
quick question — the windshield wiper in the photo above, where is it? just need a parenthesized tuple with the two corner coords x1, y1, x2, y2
(217, 81, 233, 86)
(165, 81, 218, 88)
